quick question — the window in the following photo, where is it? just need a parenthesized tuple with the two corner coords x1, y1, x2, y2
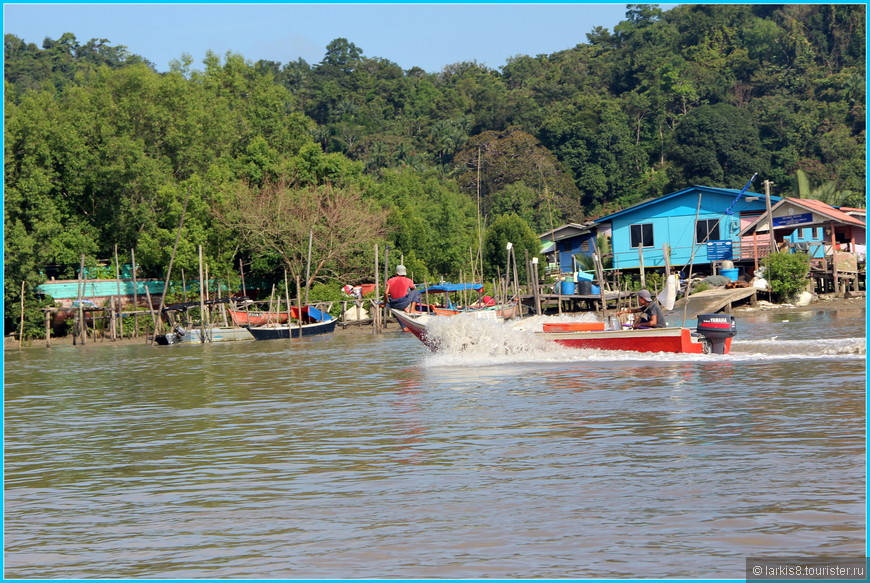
(630, 223, 654, 248)
(696, 219, 720, 243)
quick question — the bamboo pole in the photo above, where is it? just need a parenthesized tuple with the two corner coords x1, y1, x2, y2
(239, 258, 250, 323)
(284, 270, 292, 331)
(131, 248, 139, 337)
(77, 254, 85, 345)
(143, 284, 158, 344)
(156, 186, 191, 335)
(374, 244, 381, 333)
(113, 245, 122, 340)
(19, 280, 25, 350)
(198, 245, 207, 343)
(296, 275, 304, 338)
(45, 309, 51, 348)
(305, 229, 313, 305)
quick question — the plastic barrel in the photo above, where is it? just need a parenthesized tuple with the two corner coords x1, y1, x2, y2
(560, 280, 576, 295)
(591, 284, 601, 295)
(721, 268, 739, 282)
(576, 280, 592, 295)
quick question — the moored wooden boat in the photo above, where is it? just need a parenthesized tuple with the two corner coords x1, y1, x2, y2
(155, 326, 255, 345)
(420, 282, 519, 320)
(244, 306, 337, 340)
(391, 309, 736, 355)
(245, 317, 337, 340)
(227, 308, 290, 326)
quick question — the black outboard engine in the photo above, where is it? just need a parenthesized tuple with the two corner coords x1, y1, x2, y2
(696, 314, 737, 354)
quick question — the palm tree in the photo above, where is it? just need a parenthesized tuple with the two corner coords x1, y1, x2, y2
(793, 169, 859, 207)
(573, 235, 612, 272)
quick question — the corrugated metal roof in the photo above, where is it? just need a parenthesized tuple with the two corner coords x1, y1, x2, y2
(783, 197, 866, 227)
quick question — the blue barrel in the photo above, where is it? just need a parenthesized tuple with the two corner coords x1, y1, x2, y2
(721, 268, 739, 282)
(560, 280, 576, 295)
(591, 284, 601, 295)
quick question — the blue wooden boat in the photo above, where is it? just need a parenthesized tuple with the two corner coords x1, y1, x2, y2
(244, 306, 337, 340)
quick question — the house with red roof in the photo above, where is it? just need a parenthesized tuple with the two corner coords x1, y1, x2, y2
(740, 197, 865, 294)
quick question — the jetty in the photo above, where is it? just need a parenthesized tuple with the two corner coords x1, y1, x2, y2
(667, 287, 758, 316)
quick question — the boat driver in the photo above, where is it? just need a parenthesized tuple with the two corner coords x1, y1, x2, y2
(385, 265, 421, 313)
(617, 289, 666, 329)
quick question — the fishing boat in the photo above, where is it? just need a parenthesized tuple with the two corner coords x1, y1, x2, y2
(244, 305, 337, 340)
(155, 298, 255, 345)
(391, 309, 736, 355)
(155, 326, 254, 345)
(227, 308, 290, 326)
(419, 283, 519, 319)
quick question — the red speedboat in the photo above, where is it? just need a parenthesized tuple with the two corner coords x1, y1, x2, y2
(391, 309, 736, 355)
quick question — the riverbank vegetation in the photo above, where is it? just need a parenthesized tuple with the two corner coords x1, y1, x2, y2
(5, 4, 865, 335)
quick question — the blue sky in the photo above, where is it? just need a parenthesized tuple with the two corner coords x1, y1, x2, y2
(2, 3, 659, 73)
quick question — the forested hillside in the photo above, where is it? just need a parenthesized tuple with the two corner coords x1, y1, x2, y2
(4, 4, 865, 329)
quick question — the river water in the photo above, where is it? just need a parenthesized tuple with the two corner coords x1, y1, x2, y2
(4, 305, 866, 579)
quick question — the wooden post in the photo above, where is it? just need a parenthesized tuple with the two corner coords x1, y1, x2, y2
(830, 221, 840, 297)
(198, 245, 207, 343)
(663, 243, 671, 281)
(45, 309, 51, 348)
(638, 246, 646, 287)
(143, 284, 158, 344)
(77, 254, 86, 345)
(764, 179, 776, 254)
(305, 229, 314, 306)
(374, 244, 381, 333)
(156, 186, 191, 335)
(19, 280, 25, 350)
(284, 270, 292, 330)
(113, 245, 122, 340)
(131, 248, 139, 337)
(296, 275, 304, 338)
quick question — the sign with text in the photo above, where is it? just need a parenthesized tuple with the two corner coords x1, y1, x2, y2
(706, 240, 733, 261)
(773, 212, 813, 227)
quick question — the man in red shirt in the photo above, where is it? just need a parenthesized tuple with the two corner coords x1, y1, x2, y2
(385, 265, 421, 312)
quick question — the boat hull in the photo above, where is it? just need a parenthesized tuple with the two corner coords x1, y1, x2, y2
(228, 309, 290, 326)
(391, 309, 730, 355)
(430, 303, 519, 319)
(245, 318, 337, 340)
(542, 327, 724, 354)
(155, 326, 254, 345)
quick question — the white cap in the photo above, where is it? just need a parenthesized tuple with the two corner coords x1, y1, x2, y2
(396, 265, 407, 275)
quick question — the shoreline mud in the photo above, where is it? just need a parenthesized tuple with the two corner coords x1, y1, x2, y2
(7, 294, 866, 351)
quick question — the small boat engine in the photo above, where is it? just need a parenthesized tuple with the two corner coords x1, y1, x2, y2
(695, 314, 737, 354)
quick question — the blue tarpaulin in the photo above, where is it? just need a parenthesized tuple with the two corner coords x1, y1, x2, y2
(420, 283, 484, 294)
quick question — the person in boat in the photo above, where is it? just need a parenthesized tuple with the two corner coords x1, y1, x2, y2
(616, 289, 666, 329)
(385, 265, 421, 313)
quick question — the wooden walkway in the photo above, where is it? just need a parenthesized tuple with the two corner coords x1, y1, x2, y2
(667, 287, 758, 316)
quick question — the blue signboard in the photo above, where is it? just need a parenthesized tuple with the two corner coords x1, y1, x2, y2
(706, 240, 733, 261)
(773, 212, 813, 227)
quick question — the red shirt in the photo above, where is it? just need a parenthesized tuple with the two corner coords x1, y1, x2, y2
(386, 275, 415, 300)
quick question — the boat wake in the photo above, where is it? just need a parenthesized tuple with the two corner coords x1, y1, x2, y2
(417, 313, 866, 368)
(732, 336, 866, 357)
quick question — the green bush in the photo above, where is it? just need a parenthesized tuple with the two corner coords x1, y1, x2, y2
(763, 251, 810, 302)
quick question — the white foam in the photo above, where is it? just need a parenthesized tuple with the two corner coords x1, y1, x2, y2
(417, 314, 866, 368)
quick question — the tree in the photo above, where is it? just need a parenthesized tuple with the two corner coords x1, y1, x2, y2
(454, 128, 582, 224)
(763, 251, 810, 302)
(482, 214, 541, 281)
(668, 102, 769, 187)
(214, 179, 388, 285)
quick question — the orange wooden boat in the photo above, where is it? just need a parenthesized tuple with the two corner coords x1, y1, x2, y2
(228, 309, 290, 326)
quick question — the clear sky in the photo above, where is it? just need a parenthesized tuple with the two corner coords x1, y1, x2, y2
(2, 3, 651, 73)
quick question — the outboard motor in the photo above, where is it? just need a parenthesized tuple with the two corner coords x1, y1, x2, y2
(696, 314, 737, 354)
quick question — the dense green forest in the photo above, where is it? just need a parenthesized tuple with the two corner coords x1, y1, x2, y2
(4, 4, 865, 333)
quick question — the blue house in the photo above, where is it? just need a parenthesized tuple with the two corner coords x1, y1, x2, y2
(539, 222, 596, 273)
(591, 185, 782, 272)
